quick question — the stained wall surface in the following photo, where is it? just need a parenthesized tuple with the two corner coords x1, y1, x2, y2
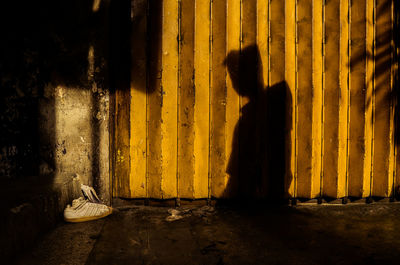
(1, 0, 111, 203)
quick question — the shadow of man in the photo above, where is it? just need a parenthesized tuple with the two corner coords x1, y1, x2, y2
(224, 45, 293, 202)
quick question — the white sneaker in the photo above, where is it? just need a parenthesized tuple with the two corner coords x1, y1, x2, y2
(64, 197, 112, 223)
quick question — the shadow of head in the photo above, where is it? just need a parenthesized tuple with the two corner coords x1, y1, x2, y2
(224, 44, 263, 99)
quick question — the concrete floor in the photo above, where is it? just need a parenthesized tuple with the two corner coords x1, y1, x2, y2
(15, 203, 400, 265)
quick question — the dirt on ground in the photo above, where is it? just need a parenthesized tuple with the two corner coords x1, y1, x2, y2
(15, 203, 400, 265)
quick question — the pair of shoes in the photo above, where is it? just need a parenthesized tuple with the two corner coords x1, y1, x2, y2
(64, 197, 112, 223)
(64, 183, 112, 223)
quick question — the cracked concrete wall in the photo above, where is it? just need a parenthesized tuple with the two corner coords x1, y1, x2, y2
(1, 0, 111, 203)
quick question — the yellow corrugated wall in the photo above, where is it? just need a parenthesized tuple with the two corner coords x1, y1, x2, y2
(114, 0, 399, 200)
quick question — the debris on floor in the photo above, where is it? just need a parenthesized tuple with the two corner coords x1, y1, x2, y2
(166, 209, 185, 222)
(192, 205, 215, 217)
(166, 205, 215, 222)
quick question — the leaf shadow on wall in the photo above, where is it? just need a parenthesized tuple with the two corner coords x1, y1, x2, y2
(223, 45, 293, 202)
(348, 0, 399, 197)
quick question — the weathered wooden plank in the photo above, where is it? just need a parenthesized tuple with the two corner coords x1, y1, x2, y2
(348, 0, 367, 198)
(241, 0, 257, 111)
(130, 0, 148, 198)
(395, 0, 400, 197)
(147, 0, 163, 198)
(210, 0, 227, 198)
(297, 0, 313, 198)
(389, 0, 395, 199)
(312, 0, 323, 198)
(225, 0, 240, 197)
(338, 0, 350, 198)
(323, 0, 341, 198)
(239, 0, 259, 198)
(193, 0, 210, 199)
(257, 0, 268, 89)
(373, 0, 392, 197)
(160, 0, 179, 198)
(363, 0, 374, 197)
(178, 0, 195, 199)
(115, 89, 131, 197)
(284, 0, 296, 198)
(256, 0, 269, 197)
(271, 0, 286, 86)
(113, 0, 132, 198)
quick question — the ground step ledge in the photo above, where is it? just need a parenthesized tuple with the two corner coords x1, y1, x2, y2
(1, 175, 81, 262)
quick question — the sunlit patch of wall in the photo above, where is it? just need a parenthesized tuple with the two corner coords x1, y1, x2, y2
(53, 85, 93, 185)
(93, 0, 102, 12)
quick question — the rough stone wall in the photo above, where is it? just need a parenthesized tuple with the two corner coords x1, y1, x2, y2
(0, 0, 111, 203)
